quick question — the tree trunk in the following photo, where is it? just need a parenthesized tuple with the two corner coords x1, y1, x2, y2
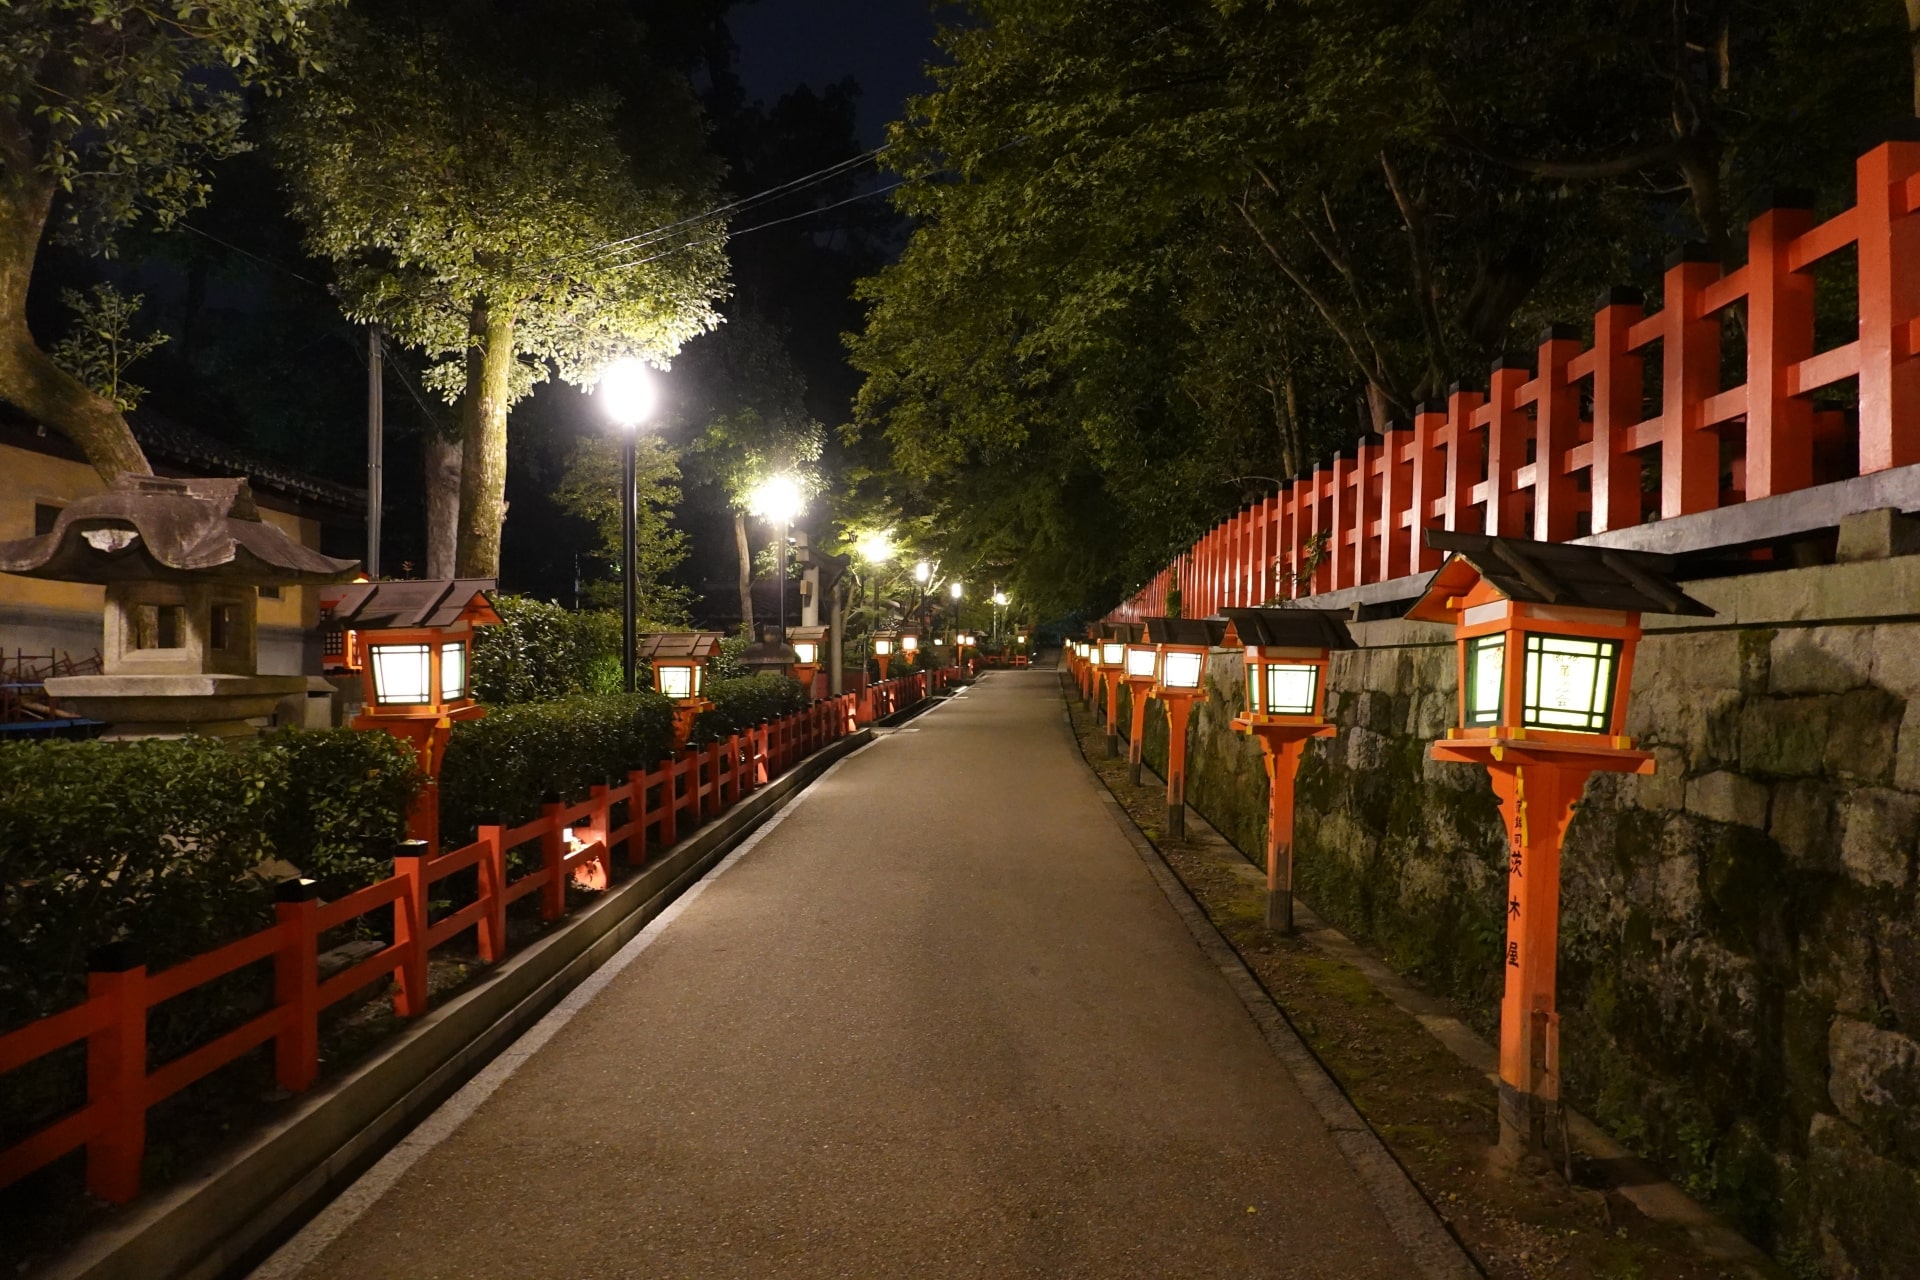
(455, 297, 516, 578)
(424, 431, 461, 578)
(0, 174, 150, 481)
(733, 508, 755, 637)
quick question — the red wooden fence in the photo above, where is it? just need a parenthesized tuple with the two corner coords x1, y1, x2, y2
(0, 669, 959, 1203)
(1110, 139, 1920, 622)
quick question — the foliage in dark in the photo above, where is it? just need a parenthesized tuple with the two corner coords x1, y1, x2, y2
(470, 594, 623, 704)
(688, 674, 809, 745)
(0, 730, 420, 1035)
(439, 693, 675, 840)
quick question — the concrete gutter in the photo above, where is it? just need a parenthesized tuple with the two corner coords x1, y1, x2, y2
(38, 729, 873, 1280)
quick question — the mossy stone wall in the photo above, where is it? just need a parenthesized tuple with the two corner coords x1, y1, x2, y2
(1122, 600, 1920, 1278)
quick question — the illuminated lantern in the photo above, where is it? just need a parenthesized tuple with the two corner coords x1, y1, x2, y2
(1407, 531, 1710, 1162)
(1144, 617, 1225, 837)
(899, 630, 920, 658)
(1222, 607, 1355, 932)
(326, 578, 502, 853)
(637, 631, 725, 748)
(788, 624, 829, 699)
(872, 629, 898, 681)
(1096, 624, 1138, 758)
(1121, 632, 1160, 785)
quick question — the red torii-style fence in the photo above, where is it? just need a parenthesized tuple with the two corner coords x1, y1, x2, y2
(0, 669, 960, 1204)
(1110, 139, 1920, 622)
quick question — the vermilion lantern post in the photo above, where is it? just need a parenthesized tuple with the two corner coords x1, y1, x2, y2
(1121, 631, 1160, 785)
(637, 631, 724, 749)
(872, 630, 898, 681)
(1408, 531, 1711, 1163)
(1145, 617, 1224, 838)
(326, 579, 502, 855)
(1098, 624, 1137, 758)
(1222, 607, 1355, 932)
(789, 624, 829, 699)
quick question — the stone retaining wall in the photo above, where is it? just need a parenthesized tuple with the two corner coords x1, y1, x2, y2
(1126, 555, 1920, 1279)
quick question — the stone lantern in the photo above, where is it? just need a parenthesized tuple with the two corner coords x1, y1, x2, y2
(0, 476, 357, 738)
(1407, 530, 1712, 1162)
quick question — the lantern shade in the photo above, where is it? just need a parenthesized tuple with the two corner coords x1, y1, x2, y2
(900, 633, 919, 653)
(873, 637, 893, 656)
(370, 643, 432, 705)
(1522, 633, 1620, 731)
(1161, 651, 1204, 689)
(1124, 645, 1159, 679)
(636, 632, 724, 703)
(1099, 641, 1125, 666)
(439, 641, 467, 701)
(1143, 617, 1224, 695)
(657, 663, 695, 699)
(1261, 663, 1318, 716)
(793, 641, 820, 664)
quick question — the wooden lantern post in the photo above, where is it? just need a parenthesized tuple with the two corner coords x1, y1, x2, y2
(1222, 607, 1356, 933)
(1407, 531, 1711, 1163)
(789, 624, 830, 700)
(637, 631, 724, 749)
(1121, 633, 1160, 786)
(1096, 626, 1134, 757)
(873, 630, 898, 682)
(327, 579, 502, 856)
(1145, 617, 1224, 838)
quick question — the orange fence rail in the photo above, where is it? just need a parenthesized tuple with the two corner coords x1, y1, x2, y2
(1110, 139, 1920, 622)
(0, 669, 960, 1203)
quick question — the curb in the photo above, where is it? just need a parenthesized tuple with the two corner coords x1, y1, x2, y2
(1057, 701, 1482, 1280)
(40, 730, 873, 1280)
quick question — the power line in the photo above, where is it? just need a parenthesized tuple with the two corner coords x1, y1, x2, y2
(597, 177, 909, 275)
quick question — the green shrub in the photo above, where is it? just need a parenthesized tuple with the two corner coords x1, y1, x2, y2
(689, 674, 808, 745)
(470, 594, 622, 704)
(439, 692, 675, 839)
(261, 728, 424, 893)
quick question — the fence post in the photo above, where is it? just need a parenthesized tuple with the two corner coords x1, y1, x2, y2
(1856, 139, 1920, 474)
(1660, 246, 1724, 517)
(475, 813, 509, 959)
(656, 759, 678, 847)
(538, 793, 566, 922)
(392, 839, 431, 1016)
(1442, 381, 1486, 535)
(1532, 326, 1585, 543)
(1354, 436, 1383, 586)
(84, 944, 147, 1204)
(1409, 402, 1447, 572)
(274, 878, 321, 1093)
(1483, 355, 1533, 537)
(1379, 423, 1413, 582)
(1589, 288, 1646, 533)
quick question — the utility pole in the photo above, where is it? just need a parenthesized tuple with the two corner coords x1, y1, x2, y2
(366, 325, 384, 578)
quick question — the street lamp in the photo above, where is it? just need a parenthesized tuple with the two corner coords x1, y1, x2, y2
(1408, 530, 1711, 1162)
(992, 588, 1008, 646)
(948, 580, 963, 668)
(595, 358, 656, 693)
(750, 474, 805, 642)
(859, 531, 894, 659)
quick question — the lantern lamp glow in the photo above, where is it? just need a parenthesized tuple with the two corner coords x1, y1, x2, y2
(1143, 617, 1225, 837)
(636, 631, 724, 746)
(873, 636, 894, 657)
(900, 632, 919, 654)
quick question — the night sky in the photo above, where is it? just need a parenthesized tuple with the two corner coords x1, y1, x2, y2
(729, 0, 944, 147)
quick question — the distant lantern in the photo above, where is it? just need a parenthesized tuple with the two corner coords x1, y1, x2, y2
(1095, 623, 1140, 758)
(1222, 607, 1356, 933)
(637, 631, 725, 747)
(1144, 617, 1225, 837)
(899, 631, 920, 655)
(788, 624, 830, 699)
(323, 578, 503, 853)
(1120, 630, 1161, 784)
(1406, 531, 1711, 1163)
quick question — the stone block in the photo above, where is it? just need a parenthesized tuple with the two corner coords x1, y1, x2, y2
(1409, 691, 1453, 741)
(1685, 770, 1769, 828)
(1836, 507, 1920, 563)
(1627, 745, 1688, 811)
(1840, 789, 1920, 892)
(1830, 1018, 1920, 1164)
(1769, 626, 1874, 695)
(1881, 920, 1920, 1038)
(1739, 697, 1832, 778)
(1870, 623, 1920, 695)
(1770, 778, 1842, 871)
(1824, 688, 1902, 785)
(1640, 630, 1745, 693)
(1345, 725, 1389, 772)
(1806, 1112, 1920, 1280)
(1896, 701, 1920, 792)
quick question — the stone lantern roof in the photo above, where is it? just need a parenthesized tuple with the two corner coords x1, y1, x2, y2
(0, 474, 357, 585)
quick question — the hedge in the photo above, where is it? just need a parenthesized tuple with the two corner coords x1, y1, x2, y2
(688, 674, 808, 746)
(470, 594, 622, 704)
(0, 730, 420, 1036)
(439, 692, 676, 840)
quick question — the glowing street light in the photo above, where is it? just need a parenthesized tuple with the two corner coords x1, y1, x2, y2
(750, 474, 806, 642)
(596, 358, 657, 693)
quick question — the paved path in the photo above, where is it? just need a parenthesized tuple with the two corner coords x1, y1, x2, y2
(259, 671, 1425, 1279)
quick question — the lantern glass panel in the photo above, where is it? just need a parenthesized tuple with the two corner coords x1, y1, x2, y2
(1522, 633, 1620, 733)
(874, 638, 893, 656)
(658, 663, 694, 700)
(793, 642, 819, 664)
(1265, 663, 1318, 716)
(1466, 635, 1505, 726)
(439, 642, 466, 701)
(901, 635, 918, 653)
(1162, 650, 1204, 689)
(1125, 646, 1158, 678)
(371, 643, 432, 705)
(1100, 641, 1124, 665)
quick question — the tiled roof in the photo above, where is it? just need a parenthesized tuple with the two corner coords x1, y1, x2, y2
(128, 410, 365, 512)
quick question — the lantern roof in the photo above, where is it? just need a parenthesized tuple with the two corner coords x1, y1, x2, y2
(1405, 531, 1714, 624)
(637, 631, 725, 661)
(1220, 607, 1357, 651)
(1102, 622, 1145, 643)
(321, 578, 501, 630)
(788, 624, 830, 644)
(0, 474, 360, 586)
(1143, 617, 1227, 647)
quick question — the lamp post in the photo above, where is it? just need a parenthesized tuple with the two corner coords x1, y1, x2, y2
(858, 531, 894, 655)
(751, 475, 805, 643)
(1223, 607, 1356, 933)
(1097, 626, 1132, 758)
(913, 560, 931, 641)
(1145, 618, 1223, 838)
(992, 588, 1008, 646)
(1407, 531, 1711, 1164)
(949, 580, 963, 671)
(1122, 633, 1160, 785)
(595, 359, 656, 693)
